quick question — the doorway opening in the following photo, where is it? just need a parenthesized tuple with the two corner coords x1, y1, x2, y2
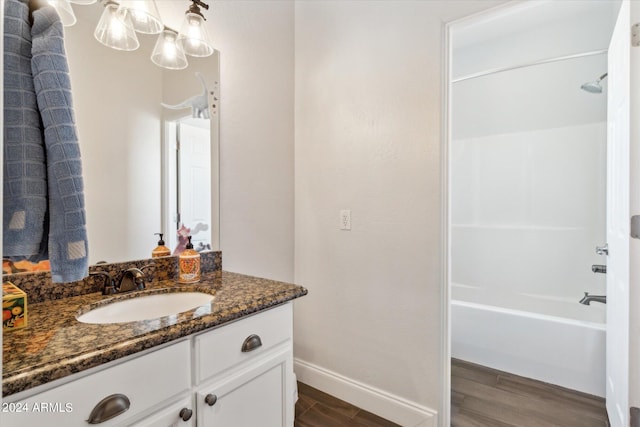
(443, 1, 622, 425)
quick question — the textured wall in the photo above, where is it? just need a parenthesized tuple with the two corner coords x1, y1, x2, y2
(293, 1, 505, 421)
(213, 1, 295, 282)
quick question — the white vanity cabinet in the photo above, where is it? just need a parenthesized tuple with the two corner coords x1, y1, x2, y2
(2, 340, 192, 427)
(193, 302, 294, 427)
(2, 302, 295, 427)
(129, 396, 195, 427)
(196, 347, 293, 426)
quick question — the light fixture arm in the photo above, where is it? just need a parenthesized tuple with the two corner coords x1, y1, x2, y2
(187, 0, 209, 20)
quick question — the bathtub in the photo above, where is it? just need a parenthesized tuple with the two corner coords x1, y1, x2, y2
(451, 283, 606, 397)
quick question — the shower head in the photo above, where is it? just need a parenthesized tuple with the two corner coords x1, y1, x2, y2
(581, 73, 608, 94)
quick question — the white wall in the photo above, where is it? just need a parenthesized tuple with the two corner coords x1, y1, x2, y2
(293, 1, 504, 424)
(212, 1, 295, 282)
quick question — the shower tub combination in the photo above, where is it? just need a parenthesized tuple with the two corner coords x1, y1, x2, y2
(450, 52, 608, 398)
(451, 284, 606, 397)
(448, 0, 615, 401)
(449, 120, 607, 397)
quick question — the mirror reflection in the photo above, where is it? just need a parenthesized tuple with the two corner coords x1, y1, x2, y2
(62, 3, 220, 265)
(164, 117, 213, 253)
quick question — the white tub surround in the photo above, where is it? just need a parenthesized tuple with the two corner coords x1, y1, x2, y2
(451, 297, 605, 397)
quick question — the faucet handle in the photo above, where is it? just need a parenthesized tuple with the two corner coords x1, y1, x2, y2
(122, 268, 146, 291)
(139, 264, 155, 282)
(90, 271, 116, 295)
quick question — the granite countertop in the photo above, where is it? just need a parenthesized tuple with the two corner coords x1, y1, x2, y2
(2, 270, 307, 397)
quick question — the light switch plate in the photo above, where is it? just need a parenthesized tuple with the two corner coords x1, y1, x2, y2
(340, 210, 351, 230)
(631, 215, 640, 239)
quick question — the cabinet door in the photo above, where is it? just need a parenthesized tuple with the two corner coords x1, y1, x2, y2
(129, 396, 194, 427)
(196, 346, 293, 427)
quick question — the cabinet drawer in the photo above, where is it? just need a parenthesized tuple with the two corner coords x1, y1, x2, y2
(194, 303, 292, 384)
(3, 340, 191, 427)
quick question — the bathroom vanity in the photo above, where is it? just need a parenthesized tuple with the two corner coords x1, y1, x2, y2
(2, 264, 307, 427)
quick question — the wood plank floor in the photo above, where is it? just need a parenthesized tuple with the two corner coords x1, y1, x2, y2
(451, 359, 609, 427)
(295, 382, 401, 427)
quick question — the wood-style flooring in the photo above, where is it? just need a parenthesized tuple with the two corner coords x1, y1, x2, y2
(295, 381, 401, 427)
(451, 358, 609, 427)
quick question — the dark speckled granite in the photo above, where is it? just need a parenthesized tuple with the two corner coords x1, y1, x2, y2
(3, 251, 222, 304)
(3, 269, 307, 397)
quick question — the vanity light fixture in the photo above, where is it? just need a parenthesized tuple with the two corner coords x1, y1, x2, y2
(94, 1, 140, 51)
(49, 0, 215, 70)
(151, 28, 189, 70)
(176, 0, 214, 57)
(118, 0, 163, 34)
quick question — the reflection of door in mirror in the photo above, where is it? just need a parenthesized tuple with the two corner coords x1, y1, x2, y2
(164, 118, 212, 254)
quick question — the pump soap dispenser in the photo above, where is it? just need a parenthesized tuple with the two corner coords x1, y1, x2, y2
(152, 233, 171, 258)
(178, 236, 201, 283)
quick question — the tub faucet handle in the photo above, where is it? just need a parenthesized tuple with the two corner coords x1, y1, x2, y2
(596, 244, 608, 256)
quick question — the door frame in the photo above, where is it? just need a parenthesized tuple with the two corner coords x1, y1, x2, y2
(440, 16, 452, 427)
(440, 5, 519, 425)
(439, 2, 621, 425)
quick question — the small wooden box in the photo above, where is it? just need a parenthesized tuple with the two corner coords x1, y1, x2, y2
(3, 282, 27, 331)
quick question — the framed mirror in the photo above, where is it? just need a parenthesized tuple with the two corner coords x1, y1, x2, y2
(61, 3, 220, 264)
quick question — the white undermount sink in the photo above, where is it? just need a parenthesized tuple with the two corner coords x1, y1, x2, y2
(76, 292, 214, 324)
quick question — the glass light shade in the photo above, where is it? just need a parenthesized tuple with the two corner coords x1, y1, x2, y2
(176, 12, 214, 57)
(47, 0, 77, 26)
(151, 29, 188, 70)
(68, 0, 97, 4)
(94, 3, 139, 51)
(118, 0, 163, 35)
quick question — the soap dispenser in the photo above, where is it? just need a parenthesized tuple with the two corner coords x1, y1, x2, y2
(152, 233, 171, 258)
(178, 236, 201, 283)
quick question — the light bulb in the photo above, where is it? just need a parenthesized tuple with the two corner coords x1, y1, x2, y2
(94, 2, 139, 51)
(118, 0, 163, 34)
(151, 29, 188, 70)
(163, 39, 176, 60)
(177, 12, 214, 57)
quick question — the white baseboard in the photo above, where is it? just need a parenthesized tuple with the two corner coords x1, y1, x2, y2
(294, 358, 438, 427)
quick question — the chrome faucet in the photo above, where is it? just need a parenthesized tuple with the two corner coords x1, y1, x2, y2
(579, 292, 606, 305)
